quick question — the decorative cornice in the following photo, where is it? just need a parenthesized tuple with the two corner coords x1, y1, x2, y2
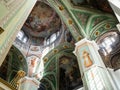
(73, 38, 99, 56)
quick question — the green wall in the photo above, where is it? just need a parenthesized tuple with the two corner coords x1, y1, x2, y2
(41, 42, 74, 90)
(47, 0, 118, 41)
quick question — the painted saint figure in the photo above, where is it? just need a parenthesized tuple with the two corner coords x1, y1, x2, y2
(28, 57, 37, 77)
(82, 50, 93, 68)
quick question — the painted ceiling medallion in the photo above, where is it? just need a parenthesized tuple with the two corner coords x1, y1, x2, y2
(63, 45, 68, 49)
(59, 5, 64, 11)
(53, 49, 58, 53)
(95, 31, 99, 36)
(68, 19, 73, 25)
(78, 36, 82, 41)
(18, 55, 23, 61)
(44, 57, 48, 63)
(105, 24, 111, 29)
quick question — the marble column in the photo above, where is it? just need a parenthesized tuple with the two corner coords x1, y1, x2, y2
(73, 38, 117, 90)
(18, 77, 40, 90)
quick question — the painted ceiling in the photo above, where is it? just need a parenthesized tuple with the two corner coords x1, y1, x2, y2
(59, 55, 82, 90)
(70, 0, 113, 13)
(0, 45, 28, 82)
(23, 1, 61, 45)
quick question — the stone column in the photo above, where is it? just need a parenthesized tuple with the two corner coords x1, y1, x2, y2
(73, 38, 117, 90)
(18, 77, 40, 90)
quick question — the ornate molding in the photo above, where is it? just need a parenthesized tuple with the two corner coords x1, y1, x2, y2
(0, 0, 26, 27)
(0, 0, 37, 65)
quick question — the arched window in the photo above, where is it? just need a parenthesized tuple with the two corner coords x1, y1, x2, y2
(98, 32, 118, 56)
(57, 31, 60, 37)
(17, 31, 24, 40)
(46, 39, 50, 45)
(16, 31, 28, 43)
(50, 33, 57, 43)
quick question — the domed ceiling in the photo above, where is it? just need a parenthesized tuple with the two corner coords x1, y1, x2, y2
(22, 1, 61, 45)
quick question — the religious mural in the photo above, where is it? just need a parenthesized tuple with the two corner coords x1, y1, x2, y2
(59, 56, 83, 90)
(26, 55, 43, 80)
(70, 0, 113, 13)
(23, 1, 61, 45)
(27, 56, 39, 77)
(82, 50, 93, 68)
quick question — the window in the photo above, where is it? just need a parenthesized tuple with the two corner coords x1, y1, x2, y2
(50, 33, 57, 43)
(17, 31, 24, 40)
(98, 32, 118, 56)
(23, 37, 28, 43)
(46, 39, 50, 45)
(57, 31, 60, 36)
(16, 31, 28, 43)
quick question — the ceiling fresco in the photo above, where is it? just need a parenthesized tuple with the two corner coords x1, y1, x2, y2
(0, 45, 28, 82)
(39, 42, 83, 90)
(23, 1, 61, 45)
(88, 0, 113, 13)
(59, 56, 82, 90)
(70, 0, 113, 13)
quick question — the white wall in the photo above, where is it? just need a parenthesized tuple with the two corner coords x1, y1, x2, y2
(107, 68, 120, 90)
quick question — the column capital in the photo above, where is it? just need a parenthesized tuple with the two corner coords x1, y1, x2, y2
(73, 38, 99, 56)
(18, 77, 40, 90)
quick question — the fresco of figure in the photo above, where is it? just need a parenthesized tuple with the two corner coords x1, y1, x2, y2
(82, 50, 93, 68)
(28, 57, 37, 77)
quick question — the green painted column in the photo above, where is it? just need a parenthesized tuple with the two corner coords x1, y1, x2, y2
(73, 38, 117, 90)
(0, 0, 37, 66)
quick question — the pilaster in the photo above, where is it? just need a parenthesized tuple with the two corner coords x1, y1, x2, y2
(18, 77, 40, 90)
(73, 38, 117, 90)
